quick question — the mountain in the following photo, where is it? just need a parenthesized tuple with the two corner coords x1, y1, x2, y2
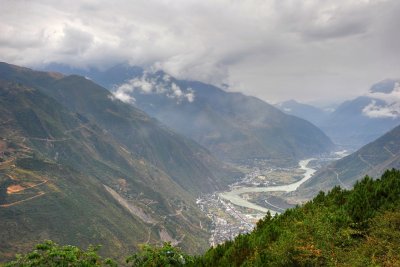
(0, 62, 240, 261)
(370, 78, 399, 93)
(295, 123, 400, 200)
(42, 62, 143, 90)
(275, 99, 331, 126)
(318, 79, 400, 149)
(0, 62, 239, 193)
(51, 63, 335, 165)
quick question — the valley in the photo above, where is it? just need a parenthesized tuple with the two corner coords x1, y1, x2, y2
(1, 2, 400, 265)
(2, 62, 398, 265)
(198, 152, 349, 246)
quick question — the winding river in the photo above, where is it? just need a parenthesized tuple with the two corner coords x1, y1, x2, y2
(219, 158, 316, 215)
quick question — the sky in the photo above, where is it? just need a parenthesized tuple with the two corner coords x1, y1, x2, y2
(1, 0, 400, 104)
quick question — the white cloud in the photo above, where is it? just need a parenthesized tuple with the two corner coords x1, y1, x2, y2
(362, 82, 400, 118)
(186, 88, 195, 103)
(1, 0, 400, 103)
(113, 72, 195, 103)
(110, 83, 136, 104)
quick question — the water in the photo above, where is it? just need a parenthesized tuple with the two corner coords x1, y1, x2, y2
(219, 158, 316, 215)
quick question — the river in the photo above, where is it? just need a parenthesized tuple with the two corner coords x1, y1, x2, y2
(219, 158, 316, 215)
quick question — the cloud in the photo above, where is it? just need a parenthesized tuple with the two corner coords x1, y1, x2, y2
(275, 0, 372, 41)
(113, 72, 195, 103)
(110, 84, 136, 104)
(362, 82, 400, 118)
(59, 26, 94, 55)
(1, 0, 400, 103)
(362, 100, 400, 118)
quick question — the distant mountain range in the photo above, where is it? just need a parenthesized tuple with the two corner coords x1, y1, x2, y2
(295, 123, 400, 200)
(275, 100, 331, 126)
(319, 80, 400, 149)
(277, 79, 400, 150)
(0, 62, 240, 260)
(46, 63, 335, 165)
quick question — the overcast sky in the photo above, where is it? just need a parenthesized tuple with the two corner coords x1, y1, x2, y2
(1, 0, 399, 104)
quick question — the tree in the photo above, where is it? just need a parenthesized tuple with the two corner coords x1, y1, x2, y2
(126, 242, 193, 267)
(4, 240, 116, 267)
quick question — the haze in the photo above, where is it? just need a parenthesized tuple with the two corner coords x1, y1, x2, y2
(1, 0, 399, 103)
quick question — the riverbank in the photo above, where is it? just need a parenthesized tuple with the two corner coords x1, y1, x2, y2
(219, 158, 316, 215)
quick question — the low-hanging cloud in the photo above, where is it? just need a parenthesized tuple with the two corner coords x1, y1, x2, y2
(362, 82, 400, 119)
(112, 72, 195, 104)
(1, 0, 400, 103)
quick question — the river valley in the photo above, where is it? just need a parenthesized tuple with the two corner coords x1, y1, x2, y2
(219, 158, 316, 216)
(197, 153, 348, 246)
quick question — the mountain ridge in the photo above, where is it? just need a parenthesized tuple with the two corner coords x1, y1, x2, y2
(0, 62, 239, 193)
(47, 63, 335, 166)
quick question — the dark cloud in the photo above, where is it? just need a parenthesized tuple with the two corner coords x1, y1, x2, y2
(0, 0, 399, 103)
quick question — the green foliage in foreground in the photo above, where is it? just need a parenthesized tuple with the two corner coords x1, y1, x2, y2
(126, 243, 193, 267)
(3, 240, 116, 267)
(3, 241, 192, 267)
(3, 169, 400, 266)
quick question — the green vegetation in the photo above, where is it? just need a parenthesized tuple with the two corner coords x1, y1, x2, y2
(3, 241, 191, 267)
(126, 243, 193, 267)
(4, 241, 116, 267)
(3, 169, 400, 266)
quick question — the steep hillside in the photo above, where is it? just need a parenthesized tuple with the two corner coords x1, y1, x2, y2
(0, 62, 239, 193)
(0, 80, 215, 261)
(296, 124, 400, 200)
(60, 64, 334, 165)
(0, 62, 245, 262)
